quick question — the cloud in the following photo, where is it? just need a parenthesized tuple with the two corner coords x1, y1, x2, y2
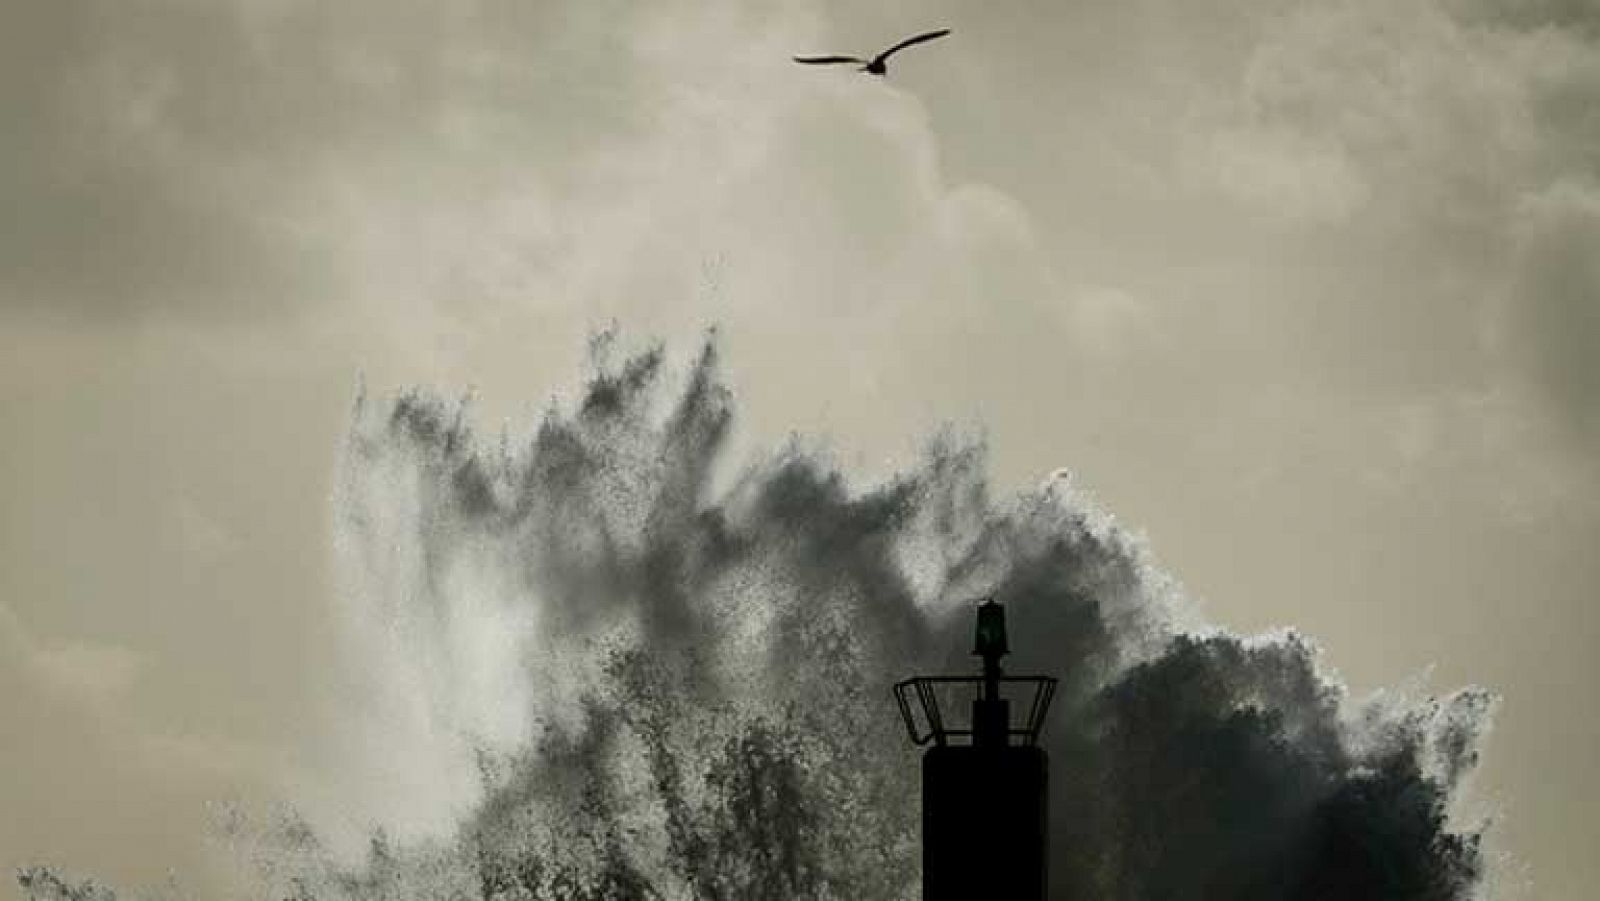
(0, 602, 264, 896)
(0, 0, 657, 323)
(1506, 179, 1600, 443)
(0, 2, 328, 321)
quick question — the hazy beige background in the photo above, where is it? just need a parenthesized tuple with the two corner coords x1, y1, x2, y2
(3, 0, 1597, 897)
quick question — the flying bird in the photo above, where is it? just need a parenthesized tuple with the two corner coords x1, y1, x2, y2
(793, 28, 951, 76)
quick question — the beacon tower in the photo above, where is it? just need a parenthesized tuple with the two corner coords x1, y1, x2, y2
(895, 600, 1057, 900)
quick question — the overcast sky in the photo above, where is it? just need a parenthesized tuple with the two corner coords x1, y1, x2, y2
(3, 0, 1598, 897)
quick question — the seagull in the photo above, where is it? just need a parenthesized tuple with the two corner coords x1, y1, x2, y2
(793, 28, 951, 76)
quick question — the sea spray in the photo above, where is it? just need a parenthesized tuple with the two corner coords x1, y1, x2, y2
(19, 336, 1493, 900)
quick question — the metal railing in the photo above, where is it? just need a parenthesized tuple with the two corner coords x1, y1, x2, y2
(893, 675, 1057, 747)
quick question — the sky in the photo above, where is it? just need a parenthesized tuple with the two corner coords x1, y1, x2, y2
(2, 0, 1598, 897)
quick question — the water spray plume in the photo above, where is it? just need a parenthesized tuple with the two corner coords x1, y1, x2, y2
(18, 335, 1493, 901)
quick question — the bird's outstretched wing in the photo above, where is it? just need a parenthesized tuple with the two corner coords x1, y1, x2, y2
(875, 28, 951, 63)
(793, 55, 865, 65)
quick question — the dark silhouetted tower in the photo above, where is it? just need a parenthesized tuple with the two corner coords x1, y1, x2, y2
(895, 600, 1057, 900)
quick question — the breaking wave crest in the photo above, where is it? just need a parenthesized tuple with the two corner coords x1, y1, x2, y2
(20, 336, 1493, 900)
